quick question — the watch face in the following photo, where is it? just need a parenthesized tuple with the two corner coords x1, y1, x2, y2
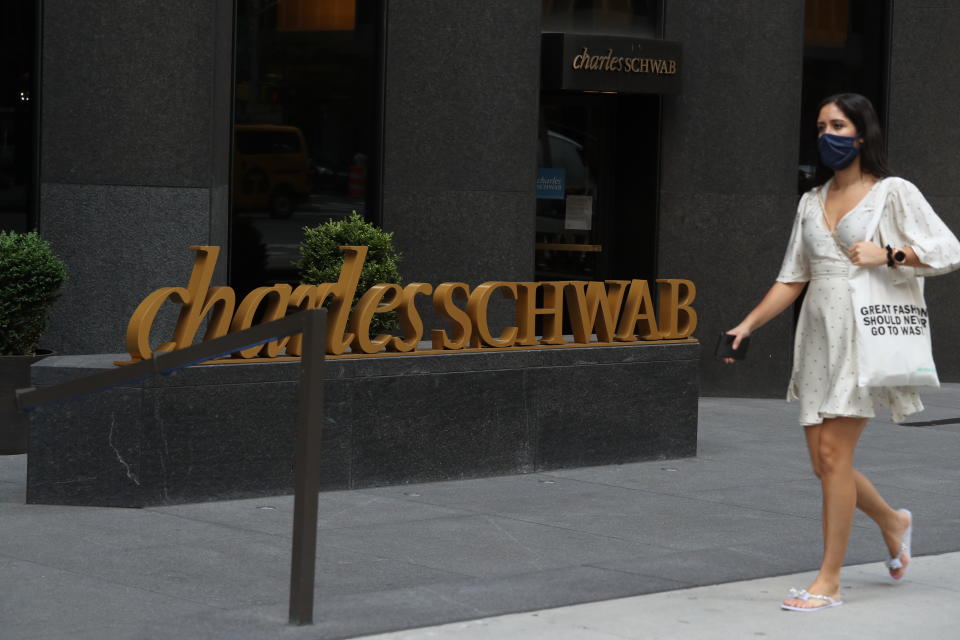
(895, 250, 907, 262)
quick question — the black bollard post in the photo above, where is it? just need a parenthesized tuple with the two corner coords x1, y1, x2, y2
(288, 309, 327, 625)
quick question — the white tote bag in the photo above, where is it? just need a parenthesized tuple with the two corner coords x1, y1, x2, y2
(847, 183, 940, 387)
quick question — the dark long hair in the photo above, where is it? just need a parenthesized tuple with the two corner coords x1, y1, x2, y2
(815, 93, 893, 185)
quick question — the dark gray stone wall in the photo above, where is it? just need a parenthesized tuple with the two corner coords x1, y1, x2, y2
(886, 1, 960, 381)
(659, 1, 805, 397)
(37, 0, 234, 355)
(379, 0, 541, 287)
(27, 343, 699, 507)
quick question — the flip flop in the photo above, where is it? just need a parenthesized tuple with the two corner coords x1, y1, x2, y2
(780, 588, 844, 612)
(885, 508, 913, 581)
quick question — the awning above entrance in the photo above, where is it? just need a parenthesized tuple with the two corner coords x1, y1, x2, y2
(541, 32, 682, 94)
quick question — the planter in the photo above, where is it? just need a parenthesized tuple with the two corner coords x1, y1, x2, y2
(0, 350, 52, 455)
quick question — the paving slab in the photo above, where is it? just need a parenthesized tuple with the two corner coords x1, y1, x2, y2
(0, 555, 213, 640)
(152, 491, 477, 536)
(542, 455, 812, 493)
(368, 474, 823, 553)
(316, 513, 674, 578)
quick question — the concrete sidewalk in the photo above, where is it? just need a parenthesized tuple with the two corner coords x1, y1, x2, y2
(357, 552, 960, 639)
(2, 386, 960, 639)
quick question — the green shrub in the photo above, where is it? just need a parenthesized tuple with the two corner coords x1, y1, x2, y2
(297, 213, 402, 333)
(0, 231, 68, 355)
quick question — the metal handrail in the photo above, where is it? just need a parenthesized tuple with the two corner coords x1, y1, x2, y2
(7, 309, 328, 626)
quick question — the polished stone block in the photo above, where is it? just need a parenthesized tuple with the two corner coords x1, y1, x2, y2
(380, 0, 540, 336)
(660, 0, 804, 197)
(27, 342, 699, 507)
(38, 0, 233, 357)
(888, 2, 960, 385)
(383, 189, 535, 287)
(348, 369, 531, 487)
(137, 383, 301, 504)
(888, 3, 960, 197)
(658, 192, 798, 398)
(39, 183, 215, 356)
(533, 359, 698, 469)
(27, 388, 145, 508)
(660, 1, 804, 398)
(41, 0, 224, 187)
(382, 0, 541, 195)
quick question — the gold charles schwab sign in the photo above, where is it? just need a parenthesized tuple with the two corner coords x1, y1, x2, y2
(118, 245, 697, 364)
(571, 47, 678, 75)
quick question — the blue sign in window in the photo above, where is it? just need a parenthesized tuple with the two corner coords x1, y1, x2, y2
(536, 168, 566, 200)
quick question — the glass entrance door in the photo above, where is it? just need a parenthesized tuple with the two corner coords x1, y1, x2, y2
(535, 91, 659, 283)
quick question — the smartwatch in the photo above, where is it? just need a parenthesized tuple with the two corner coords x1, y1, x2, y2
(886, 245, 908, 267)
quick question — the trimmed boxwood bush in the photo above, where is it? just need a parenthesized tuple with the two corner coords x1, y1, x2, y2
(297, 213, 402, 333)
(0, 231, 68, 355)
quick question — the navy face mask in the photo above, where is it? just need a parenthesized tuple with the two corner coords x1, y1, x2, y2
(817, 133, 861, 171)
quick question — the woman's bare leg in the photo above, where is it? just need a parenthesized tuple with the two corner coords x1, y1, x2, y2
(803, 423, 828, 542)
(803, 422, 912, 580)
(784, 416, 866, 609)
(852, 469, 912, 578)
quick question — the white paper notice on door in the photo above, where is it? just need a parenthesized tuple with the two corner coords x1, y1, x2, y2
(564, 195, 593, 230)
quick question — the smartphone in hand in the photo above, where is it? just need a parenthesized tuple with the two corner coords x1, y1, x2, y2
(715, 332, 750, 361)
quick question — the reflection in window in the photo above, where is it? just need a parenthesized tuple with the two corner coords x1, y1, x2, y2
(0, 0, 36, 233)
(536, 102, 601, 280)
(231, 0, 379, 292)
(536, 93, 661, 283)
(542, 0, 659, 37)
(277, 0, 356, 31)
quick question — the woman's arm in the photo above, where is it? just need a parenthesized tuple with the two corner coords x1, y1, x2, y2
(888, 179, 960, 274)
(897, 246, 926, 267)
(848, 242, 929, 268)
(723, 281, 807, 363)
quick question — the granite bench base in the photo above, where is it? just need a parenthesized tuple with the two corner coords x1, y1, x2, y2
(26, 342, 700, 507)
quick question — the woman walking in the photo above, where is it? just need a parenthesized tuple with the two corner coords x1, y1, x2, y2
(724, 93, 960, 611)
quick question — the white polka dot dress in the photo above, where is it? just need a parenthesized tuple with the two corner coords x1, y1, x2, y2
(777, 177, 960, 426)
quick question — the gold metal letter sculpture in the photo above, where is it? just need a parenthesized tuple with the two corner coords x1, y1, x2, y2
(119, 246, 697, 363)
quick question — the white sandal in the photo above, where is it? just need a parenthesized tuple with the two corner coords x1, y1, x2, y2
(780, 588, 844, 612)
(885, 508, 913, 581)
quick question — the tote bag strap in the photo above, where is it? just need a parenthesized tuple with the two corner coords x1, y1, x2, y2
(862, 178, 893, 243)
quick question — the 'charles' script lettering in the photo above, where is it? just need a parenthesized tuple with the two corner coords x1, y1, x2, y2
(119, 246, 698, 362)
(571, 47, 678, 75)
